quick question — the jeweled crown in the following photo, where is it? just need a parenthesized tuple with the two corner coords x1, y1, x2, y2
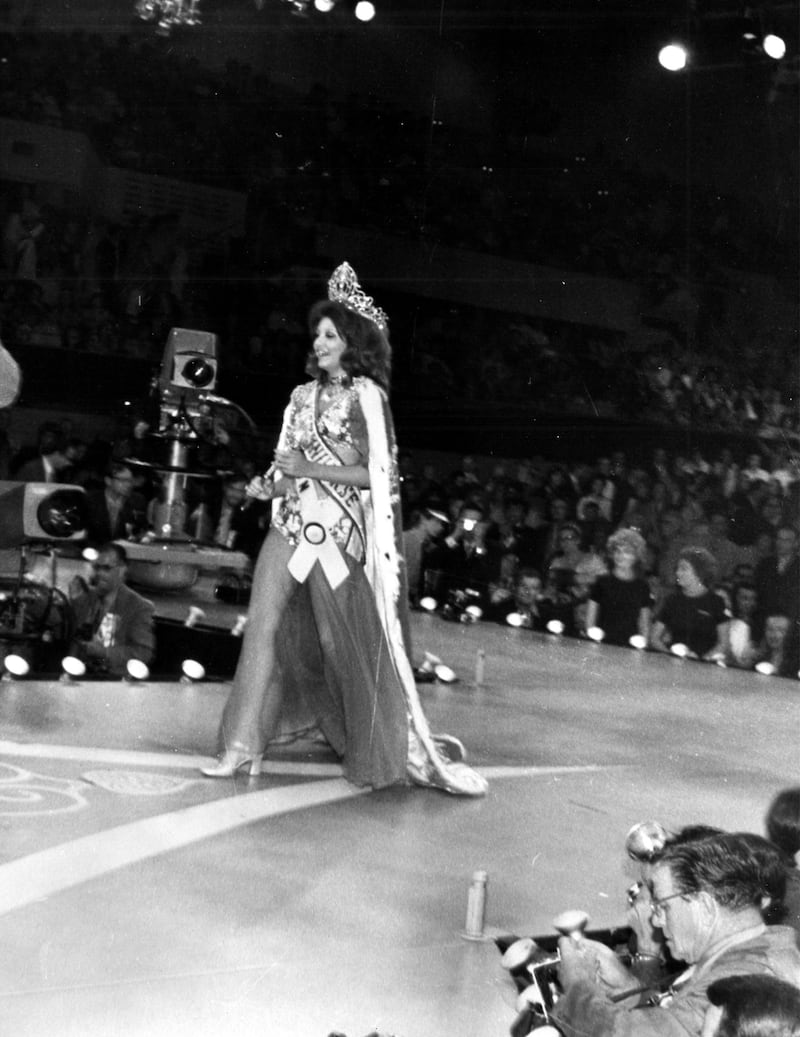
(327, 261, 388, 330)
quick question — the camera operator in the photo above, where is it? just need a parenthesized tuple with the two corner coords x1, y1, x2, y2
(439, 503, 494, 613)
(552, 832, 800, 1037)
(403, 504, 449, 607)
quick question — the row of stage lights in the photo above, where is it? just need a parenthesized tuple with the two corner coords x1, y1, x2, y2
(0, 653, 208, 683)
(658, 11, 789, 71)
(135, 0, 376, 34)
(0, 602, 248, 685)
(0, 610, 789, 682)
(416, 595, 792, 678)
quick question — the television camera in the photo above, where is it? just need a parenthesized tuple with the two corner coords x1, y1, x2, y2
(0, 479, 88, 672)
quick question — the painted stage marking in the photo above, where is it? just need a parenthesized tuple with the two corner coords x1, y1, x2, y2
(0, 778, 369, 917)
(0, 740, 617, 781)
(0, 740, 620, 918)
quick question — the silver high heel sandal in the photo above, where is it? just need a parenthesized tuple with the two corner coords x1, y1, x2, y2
(201, 750, 262, 778)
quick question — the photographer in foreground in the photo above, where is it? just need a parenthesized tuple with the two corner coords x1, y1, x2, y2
(552, 832, 800, 1037)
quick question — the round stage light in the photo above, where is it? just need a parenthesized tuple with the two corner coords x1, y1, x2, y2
(82, 546, 99, 563)
(314, 0, 334, 9)
(587, 626, 605, 642)
(546, 619, 564, 635)
(629, 634, 647, 650)
(61, 656, 86, 679)
(670, 642, 689, 658)
(464, 604, 483, 621)
(126, 659, 150, 681)
(755, 661, 776, 676)
(763, 34, 786, 60)
(658, 43, 689, 71)
(433, 663, 457, 683)
(506, 612, 524, 628)
(419, 596, 438, 612)
(181, 659, 206, 682)
(3, 654, 29, 678)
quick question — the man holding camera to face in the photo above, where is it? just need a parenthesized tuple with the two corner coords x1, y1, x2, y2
(552, 832, 800, 1037)
(439, 502, 495, 613)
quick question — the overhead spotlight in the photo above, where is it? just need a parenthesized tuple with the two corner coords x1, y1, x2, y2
(126, 659, 150, 681)
(314, 0, 335, 9)
(354, 0, 375, 21)
(2, 654, 29, 679)
(658, 42, 690, 71)
(762, 33, 786, 60)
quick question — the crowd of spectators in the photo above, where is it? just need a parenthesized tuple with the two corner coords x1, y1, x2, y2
(399, 440, 800, 678)
(0, 28, 798, 434)
(5, 411, 799, 682)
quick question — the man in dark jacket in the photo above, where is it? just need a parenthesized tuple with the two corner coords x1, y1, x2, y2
(69, 542, 155, 676)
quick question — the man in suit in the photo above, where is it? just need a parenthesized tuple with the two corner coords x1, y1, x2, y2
(84, 461, 148, 544)
(12, 422, 72, 483)
(68, 542, 155, 677)
(756, 525, 800, 622)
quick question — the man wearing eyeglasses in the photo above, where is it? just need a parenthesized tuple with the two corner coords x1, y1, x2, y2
(552, 832, 800, 1037)
(69, 543, 155, 677)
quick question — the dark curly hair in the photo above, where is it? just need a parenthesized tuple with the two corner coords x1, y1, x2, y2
(766, 787, 800, 859)
(678, 546, 718, 589)
(306, 300, 392, 392)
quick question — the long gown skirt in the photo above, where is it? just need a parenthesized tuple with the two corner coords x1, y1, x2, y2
(219, 532, 410, 790)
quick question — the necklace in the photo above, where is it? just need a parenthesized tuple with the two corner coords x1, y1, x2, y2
(327, 372, 347, 386)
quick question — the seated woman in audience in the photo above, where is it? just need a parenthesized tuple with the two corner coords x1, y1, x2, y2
(546, 521, 589, 581)
(650, 546, 729, 660)
(585, 527, 653, 646)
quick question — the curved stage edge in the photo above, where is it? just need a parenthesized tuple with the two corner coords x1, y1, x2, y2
(0, 610, 795, 1037)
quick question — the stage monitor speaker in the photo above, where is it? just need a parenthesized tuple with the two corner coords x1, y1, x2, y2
(0, 481, 87, 548)
(159, 327, 219, 393)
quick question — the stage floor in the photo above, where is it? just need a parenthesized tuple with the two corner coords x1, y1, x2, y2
(0, 612, 796, 1037)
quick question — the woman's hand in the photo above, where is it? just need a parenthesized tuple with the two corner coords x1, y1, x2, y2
(245, 474, 275, 501)
(274, 448, 314, 479)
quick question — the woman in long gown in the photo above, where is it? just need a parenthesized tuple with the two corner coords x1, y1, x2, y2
(201, 262, 487, 797)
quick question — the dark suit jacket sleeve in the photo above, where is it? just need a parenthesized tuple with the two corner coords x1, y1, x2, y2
(105, 586, 156, 673)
